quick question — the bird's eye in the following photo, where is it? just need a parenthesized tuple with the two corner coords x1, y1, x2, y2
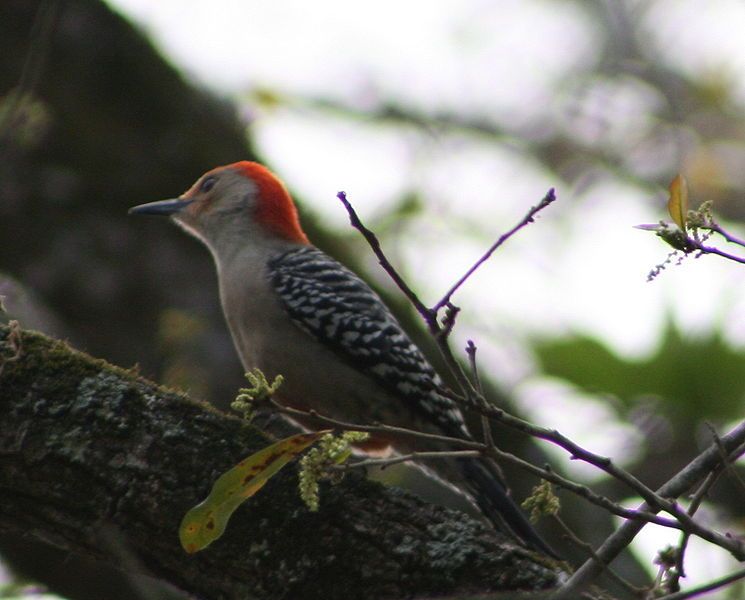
(200, 176, 217, 193)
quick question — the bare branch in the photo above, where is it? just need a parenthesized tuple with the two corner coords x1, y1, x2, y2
(505, 459, 683, 531)
(433, 188, 556, 312)
(472, 402, 675, 508)
(337, 190, 705, 516)
(669, 465, 724, 589)
(656, 566, 745, 600)
(551, 420, 745, 599)
(466, 340, 495, 449)
(693, 242, 745, 265)
(337, 191, 484, 408)
(708, 423, 745, 494)
(550, 515, 645, 598)
(703, 222, 745, 249)
(269, 398, 697, 534)
(339, 190, 745, 557)
(666, 428, 745, 593)
(267, 397, 486, 450)
(336, 191, 434, 326)
(339, 450, 481, 471)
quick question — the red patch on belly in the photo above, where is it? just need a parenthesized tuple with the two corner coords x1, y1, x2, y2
(352, 436, 394, 457)
(278, 395, 394, 457)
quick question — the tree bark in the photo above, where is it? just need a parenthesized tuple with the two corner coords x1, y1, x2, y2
(0, 324, 559, 599)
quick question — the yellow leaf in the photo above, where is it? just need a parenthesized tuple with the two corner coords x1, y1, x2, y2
(668, 174, 689, 230)
(179, 431, 329, 553)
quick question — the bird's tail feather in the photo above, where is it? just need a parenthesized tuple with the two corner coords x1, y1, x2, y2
(460, 458, 558, 558)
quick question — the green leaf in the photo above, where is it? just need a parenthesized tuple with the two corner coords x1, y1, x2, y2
(668, 174, 688, 230)
(534, 322, 745, 427)
(179, 431, 329, 554)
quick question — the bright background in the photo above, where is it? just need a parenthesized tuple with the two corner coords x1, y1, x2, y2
(105, 0, 745, 354)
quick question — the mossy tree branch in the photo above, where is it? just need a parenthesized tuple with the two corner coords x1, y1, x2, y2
(0, 324, 559, 599)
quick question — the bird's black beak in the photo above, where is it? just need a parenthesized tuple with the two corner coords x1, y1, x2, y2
(128, 198, 194, 216)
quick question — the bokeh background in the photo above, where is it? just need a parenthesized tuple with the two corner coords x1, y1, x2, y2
(2, 1, 745, 598)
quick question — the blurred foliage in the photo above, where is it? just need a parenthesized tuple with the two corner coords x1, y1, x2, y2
(272, 2, 745, 224)
(534, 321, 745, 427)
(0, 0, 253, 408)
(0, 92, 50, 148)
(156, 308, 210, 396)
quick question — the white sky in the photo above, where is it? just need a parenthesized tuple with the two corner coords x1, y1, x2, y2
(104, 0, 745, 585)
(104, 0, 745, 342)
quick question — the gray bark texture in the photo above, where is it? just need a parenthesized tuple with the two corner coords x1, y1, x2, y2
(0, 324, 560, 599)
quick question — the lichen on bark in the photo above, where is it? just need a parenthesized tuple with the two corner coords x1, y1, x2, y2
(0, 325, 559, 599)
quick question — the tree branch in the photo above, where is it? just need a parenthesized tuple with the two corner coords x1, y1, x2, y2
(432, 188, 556, 312)
(0, 325, 559, 600)
(268, 397, 688, 531)
(551, 421, 745, 599)
(656, 566, 745, 600)
(335, 192, 745, 580)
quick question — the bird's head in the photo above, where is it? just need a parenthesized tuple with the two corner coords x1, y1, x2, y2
(129, 161, 309, 250)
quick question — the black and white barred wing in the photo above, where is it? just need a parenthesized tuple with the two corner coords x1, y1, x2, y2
(268, 246, 468, 437)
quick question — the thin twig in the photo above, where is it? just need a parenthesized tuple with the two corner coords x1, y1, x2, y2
(268, 398, 485, 450)
(704, 223, 745, 248)
(472, 401, 674, 510)
(669, 467, 723, 590)
(337, 189, 556, 411)
(667, 426, 745, 592)
(431, 326, 485, 408)
(439, 303, 460, 340)
(656, 566, 745, 600)
(665, 429, 745, 593)
(271, 398, 690, 532)
(551, 515, 645, 598)
(337, 191, 434, 325)
(337, 190, 745, 591)
(707, 423, 745, 494)
(432, 188, 556, 312)
(432, 304, 486, 410)
(694, 243, 745, 265)
(466, 400, 745, 550)
(337, 190, 745, 559)
(465, 340, 495, 448)
(462, 340, 508, 486)
(338, 450, 481, 471)
(338, 189, 492, 408)
(550, 420, 745, 600)
(512, 460, 683, 531)
(339, 191, 703, 515)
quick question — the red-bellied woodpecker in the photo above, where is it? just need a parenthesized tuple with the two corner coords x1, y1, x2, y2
(129, 161, 555, 556)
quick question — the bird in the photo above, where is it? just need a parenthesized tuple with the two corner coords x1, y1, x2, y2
(129, 160, 555, 557)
